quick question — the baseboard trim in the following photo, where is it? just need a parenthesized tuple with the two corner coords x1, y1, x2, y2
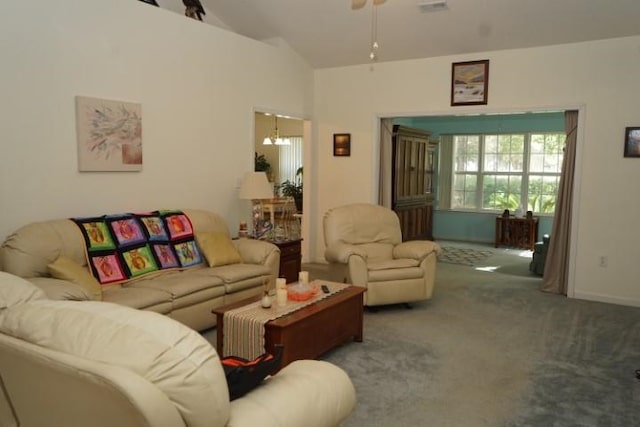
(572, 291, 640, 308)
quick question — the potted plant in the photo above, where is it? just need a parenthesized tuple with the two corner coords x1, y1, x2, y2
(254, 152, 273, 180)
(279, 166, 303, 212)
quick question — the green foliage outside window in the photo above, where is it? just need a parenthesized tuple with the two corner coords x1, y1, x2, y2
(452, 133, 565, 214)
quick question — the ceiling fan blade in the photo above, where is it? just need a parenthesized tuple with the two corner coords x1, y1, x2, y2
(352, 0, 367, 10)
(373, 0, 386, 5)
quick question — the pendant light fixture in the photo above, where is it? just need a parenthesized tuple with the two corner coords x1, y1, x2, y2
(262, 115, 290, 146)
(352, 1, 385, 62)
(369, 3, 379, 62)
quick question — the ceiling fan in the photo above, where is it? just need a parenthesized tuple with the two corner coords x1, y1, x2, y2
(351, 0, 386, 10)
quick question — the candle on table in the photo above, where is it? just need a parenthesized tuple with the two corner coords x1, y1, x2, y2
(298, 271, 309, 285)
(277, 288, 288, 307)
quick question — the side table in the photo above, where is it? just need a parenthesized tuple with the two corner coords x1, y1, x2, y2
(494, 216, 538, 250)
(268, 238, 302, 283)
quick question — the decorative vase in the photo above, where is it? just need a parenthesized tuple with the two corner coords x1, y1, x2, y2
(261, 294, 272, 308)
(260, 277, 272, 308)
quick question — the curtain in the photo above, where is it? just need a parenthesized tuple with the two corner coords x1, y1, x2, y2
(278, 136, 303, 184)
(437, 134, 454, 210)
(378, 118, 394, 207)
(541, 110, 578, 295)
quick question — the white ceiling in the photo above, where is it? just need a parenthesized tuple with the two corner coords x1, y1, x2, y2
(155, 0, 640, 69)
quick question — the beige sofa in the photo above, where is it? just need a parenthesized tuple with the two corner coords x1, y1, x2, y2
(0, 209, 279, 331)
(0, 272, 356, 427)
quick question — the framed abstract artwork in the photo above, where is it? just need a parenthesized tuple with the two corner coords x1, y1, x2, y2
(451, 60, 489, 106)
(75, 96, 142, 171)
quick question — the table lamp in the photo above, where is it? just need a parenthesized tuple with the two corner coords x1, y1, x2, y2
(238, 171, 273, 238)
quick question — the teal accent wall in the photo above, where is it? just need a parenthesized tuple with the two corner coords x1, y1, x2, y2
(395, 112, 563, 244)
(433, 211, 554, 244)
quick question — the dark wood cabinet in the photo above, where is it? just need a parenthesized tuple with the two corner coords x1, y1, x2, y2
(269, 239, 302, 283)
(392, 125, 438, 241)
(494, 216, 538, 250)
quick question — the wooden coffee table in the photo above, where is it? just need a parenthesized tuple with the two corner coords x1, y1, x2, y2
(212, 284, 365, 370)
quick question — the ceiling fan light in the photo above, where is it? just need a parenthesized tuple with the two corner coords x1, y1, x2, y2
(352, 0, 386, 9)
(351, 0, 367, 10)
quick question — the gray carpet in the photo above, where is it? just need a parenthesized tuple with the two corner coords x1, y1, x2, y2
(310, 244, 640, 426)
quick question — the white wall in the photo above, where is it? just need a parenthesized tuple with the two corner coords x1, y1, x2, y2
(0, 0, 312, 243)
(313, 36, 640, 307)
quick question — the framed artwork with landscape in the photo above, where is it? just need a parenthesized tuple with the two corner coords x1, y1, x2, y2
(623, 127, 640, 158)
(333, 133, 351, 157)
(451, 60, 489, 106)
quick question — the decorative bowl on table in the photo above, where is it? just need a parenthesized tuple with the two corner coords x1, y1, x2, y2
(287, 282, 318, 301)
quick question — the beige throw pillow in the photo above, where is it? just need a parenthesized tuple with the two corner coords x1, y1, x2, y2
(196, 231, 242, 267)
(47, 256, 103, 301)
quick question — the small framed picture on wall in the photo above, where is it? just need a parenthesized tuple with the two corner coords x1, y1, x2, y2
(333, 133, 351, 156)
(623, 127, 640, 157)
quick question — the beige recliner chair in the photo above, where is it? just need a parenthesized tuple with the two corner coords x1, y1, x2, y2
(323, 203, 441, 307)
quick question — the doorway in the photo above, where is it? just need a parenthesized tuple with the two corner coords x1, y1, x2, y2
(379, 107, 582, 296)
(254, 113, 303, 188)
(383, 111, 567, 243)
(253, 111, 310, 261)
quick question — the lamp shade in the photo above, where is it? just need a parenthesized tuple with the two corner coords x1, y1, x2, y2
(239, 172, 273, 200)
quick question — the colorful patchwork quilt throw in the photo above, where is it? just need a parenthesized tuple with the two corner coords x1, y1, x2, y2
(72, 210, 202, 285)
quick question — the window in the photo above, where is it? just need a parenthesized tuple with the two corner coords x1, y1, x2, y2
(452, 133, 564, 214)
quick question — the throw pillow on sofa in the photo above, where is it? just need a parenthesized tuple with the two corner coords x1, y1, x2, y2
(196, 231, 242, 267)
(47, 256, 103, 301)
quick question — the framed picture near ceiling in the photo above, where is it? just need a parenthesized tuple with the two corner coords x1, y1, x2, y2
(451, 60, 489, 106)
(623, 127, 640, 158)
(333, 133, 351, 156)
(75, 96, 143, 172)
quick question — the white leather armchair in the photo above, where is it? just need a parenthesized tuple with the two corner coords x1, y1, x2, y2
(0, 272, 356, 427)
(323, 203, 441, 307)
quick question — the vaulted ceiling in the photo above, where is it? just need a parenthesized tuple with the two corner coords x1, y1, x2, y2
(156, 0, 640, 69)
